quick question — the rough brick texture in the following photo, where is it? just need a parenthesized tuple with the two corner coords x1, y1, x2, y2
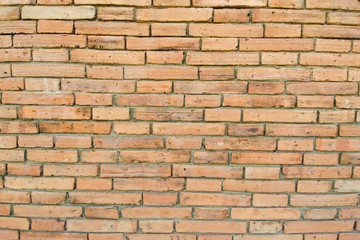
(0, 0, 359, 239)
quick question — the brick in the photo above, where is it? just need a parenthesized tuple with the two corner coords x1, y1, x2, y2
(40, 121, 111, 134)
(101, 164, 170, 177)
(187, 179, 222, 192)
(193, 152, 228, 164)
(151, 23, 187, 36)
(176, 220, 246, 234)
(214, 9, 250, 22)
(25, 78, 59, 91)
(75, 21, 149, 36)
(186, 52, 259, 65)
(340, 233, 360, 240)
(0, 78, 24, 91)
(125, 66, 197, 79)
(146, 52, 183, 65)
(205, 109, 241, 122)
(316, 39, 351, 52)
(298, 96, 334, 108)
(253, 9, 324, 23)
(62, 79, 135, 93)
(334, 180, 360, 192)
(249, 221, 282, 233)
(21, 232, 86, 240)
(313, 68, 348, 81)
(93, 108, 129, 120)
(287, 82, 357, 95)
(228, 124, 264, 136)
(85, 207, 119, 219)
(89, 234, 123, 240)
(30, 192, 66, 204)
(31, 219, 65, 231)
(127, 234, 195, 240)
(0, 217, 29, 230)
(303, 153, 339, 165)
(0, 21, 36, 34)
(67, 219, 137, 232)
(38, 0, 72, 4)
(71, 49, 144, 64)
(224, 180, 295, 193)
(77, 178, 112, 191)
(154, 0, 190, 6)
(7, 163, 41, 176)
(139, 220, 173, 233)
(284, 221, 354, 234)
(5, 176, 74, 190)
(235, 236, 302, 240)
(304, 209, 337, 220)
(44, 164, 97, 176)
(13, 64, 84, 77)
(340, 125, 360, 137)
(185, 95, 221, 107)
(0, 49, 31, 62)
(33, 49, 68, 62)
(173, 164, 243, 179)
(137, 8, 212, 22)
(95, 136, 164, 149)
(306, 0, 360, 10)
(116, 95, 183, 107)
(339, 208, 360, 219)
(252, 194, 288, 207)
(202, 38, 238, 51)
(199, 67, 234, 80)
(0, 36, 11, 48)
(243, 109, 317, 123)
(69, 192, 141, 205)
(317, 139, 360, 152)
(153, 123, 225, 135)
(269, 0, 303, 8)
(245, 167, 280, 179)
(14, 34, 86, 48)
(88, 36, 125, 50)
(120, 150, 190, 163)
(337, 96, 360, 109)
(232, 208, 301, 220)
(189, 23, 263, 37)
(0, 150, 24, 163)
(143, 193, 178, 206)
(319, 110, 355, 123)
(129, 38, 199, 51)
(0, 230, 18, 240)
(22, 6, 95, 19)
(248, 82, 284, 94)
(240, 38, 313, 51)
(27, 149, 77, 163)
(19, 106, 90, 120)
(284, 166, 351, 179)
(267, 124, 337, 137)
(303, 25, 360, 38)
(223, 95, 295, 108)
(0, 7, 19, 20)
(193, 0, 266, 7)
(278, 139, 313, 151)
(3, 92, 73, 105)
(341, 153, 360, 165)
(98, 7, 133, 20)
(0, 64, 10, 77)
(238, 67, 310, 80)
(354, 41, 360, 53)
(195, 208, 229, 220)
(0, 136, 16, 148)
(114, 122, 150, 135)
(262, 52, 298, 65)
(175, 81, 247, 94)
(14, 205, 82, 218)
(0, 122, 36, 134)
(265, 24, 302, 37)
(290, 194, 359, 207)
(0, 190, 29, 203)
(114, 178, 184, 191)
(75, 93, 112, 106)
(75, 0, 151, 6)
(297, 180, 332, 193)
(87, 65, 123, 79)
(133, 105, 198, 120)
(37, 20, 73, 33)
(206, 138, 276, 151)
(122, 207, 191, 219)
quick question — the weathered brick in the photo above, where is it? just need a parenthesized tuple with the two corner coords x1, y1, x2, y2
(290, 194, 359, 207)
(75, 21, 149, 36)
(176, 220, 246, 234)
(186, 52, 259, 65)
(284, 221, 354, 233)
(69, 192, 141, 205)
(224, 180, 295, 193)
(5, 177, 74, 190)
(98, 7, 133, 21)
(192, 0, 266, 7)
(173, 164, 243, 179)
(22, 6, 95, 19)
(67, 219, 137, 232)
(214, 9, 250, 23)
(101, 164, 170, 177)
(88, 36, 125, 50)
(232, 208, 301, 220)
(14, 34, 86, 48)
(303, 25, 360, 38)
(253, 9, 325, 23)
(189, 23, 263, 37)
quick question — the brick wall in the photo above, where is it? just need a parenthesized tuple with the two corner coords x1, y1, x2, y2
(0, 0, 360, 239)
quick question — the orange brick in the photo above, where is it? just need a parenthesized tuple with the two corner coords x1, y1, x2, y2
(153, 123, 225, 136)
(27, 149, 77, 163)
(249, 221, 282, 233)
(199, 67, 234, 80)
(284, 221, 354, 234)
(40, 121, 111, 134)
(101, 164, 170, 177)
(214, 9, 250, 22)
(297, 96, 334, 108)
(143, 193, 178, 206)
(319, 110, 355, 123)
(0, 122, 37, 134)
(243, 109, 317, 123)
(97, 7, 133, 20)
(74, 0, 151, 6)
(0, 7, 19, 20)
(71, 49, 144, 64)
(0, 21, 36, 34)
(21, 232, 86, 240)
(304, 209, 337, 220)
(173, 164, 242, 179)
(19, 106, 91, 120)
(240, 38, 313, 51)
(202, 38, 238, 51)
(238, 67, 310, 81)
(14, 34, 85, 48)
(265, 24, 302, 37)
(245, 167, 280, 179)
(206, 138, 276, 151)
(287, 82, 357, 95)
(87, 65, 123, 79)
(0, 205, 10, 215)
(137, 8, 212, 22)
(232, 208, 301, 220)
(133, 109, 201, 122)
(140, 220, 173, 233)
(154, 0, 190, 6)
(175, 81, 247, 94)
(341, 153, 360, 165)
(284, 166, 351, 179)
(185, 95, 221, 107)
(235, 235, 302, 240)
(316, 39, 351, 52)
(205, 109, 241, 122)
(252, 194, 288, 207)
(0, 49, 31, 62)
(67, 219, 137, 233)
(76, 21, 149, 36)
(62, 79, 135, 93)
(75, 93, 112, 106)
(146, 52, 183, 65)
(31, 192, 66, 204)
(7, 163, 41, 176)
(176, 220, 246, 234)
(269, 0, 303, 8)
(125, 66, 197, 79)
(117, 95, 182, 107)
(317, 139, 360, 152)
(0, 78, 24, 91)
(278, 139, 313, 151)
(192, 0, 266, 7)
(69, 192, 141, 205)
(228, 124, 264, 136)
(2, 92, 74, 105)
(303, 153, 339, 165)
(14, 205, 82, 218)
(151, 23, 187, 36)
(25, 78, 59, 91)
(77, 178, 112, 191)
(189, 23, 263, 37)
(0, 107, 17, 119)
(44, 164, 97, 176)
(186, 52, 259, 65)
(122, 207, 191, 219)
(88, 36, 125, 49)
(0, 190, 30, 203)
(0, 217, 29, 230)
(253, 9, 325, 23)
(261, 52, 298, 65)
(95, 136, 164, 149)
(193, 152, 228, 164)
(37, 20, 73, 33)
(337, 96, 360, 109)
(5, 176, 74, 190)
(223, 95, 295, 108)
(194, 208, 229, 219)
(85, 207, 119, 219)
(186, 179, 222, 192)
(114, 178, 184, 191)
(334, 180, 360, 192)
(306, 0, 360, 10)
(267, 124, 337, 137)
(128, 37, 199, 50)
(33, 49, 69, 62)
(12, 63, 84, 77)
(339, 233, 360, 240)
(93, 108, 129, 120)
(303, 25, 360, 38)
(248, 82, 284, 94)
(89, 234, 123, 240)
(0, 136, 16, 148)
(313, 68, 348, 81)
(224, 180, 295, 193)
(290, 194, 359, 207)
(297, 180, 332, 193)
(31, 219, 65, 231)
(114, 122, 150, 135)
(120, 150, 190, 163)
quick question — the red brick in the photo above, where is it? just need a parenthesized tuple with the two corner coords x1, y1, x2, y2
(40, 121, 111, 134)
(224, 180, 295, 193)
(122, 207, 191, 219)
(120, 150, 190, 163)
(176, 220, 246, 234)
(316, 139, 360, 152)
(137, 8, 212, 22)
(290, 194, 359, 207)
(232, 208, 301, 220)
(114, 178, 184, 191)
(303, 153, 339, 165)
(67, 219, 137, 233)
(95, 136, 164, 149)
(69, 192, 141, 205)
(189, 23, 263, 37)
(173, 164, 242, 179)
(0, 78, 24, 91)
(253, 9, 325, 23)
(85, 207, 119, 219)
(284, 221, 354, 234)
(228, 124, 264, 136)
(206, 138, 276, 151)
(88, 36, 125, 50)
(75, 21, 149, 36)
(101, 164, 170, 177)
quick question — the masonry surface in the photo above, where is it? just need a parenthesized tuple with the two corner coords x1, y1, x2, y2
(0, 0, 359, 239)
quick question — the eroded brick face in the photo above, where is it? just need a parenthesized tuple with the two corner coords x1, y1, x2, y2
(0, 0, 359, 239)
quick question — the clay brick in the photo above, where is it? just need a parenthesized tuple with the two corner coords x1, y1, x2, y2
(114, 178, 184, 191)
(214, 9, 250, 22)
(205, 109, 241, 122)
(95, 136, 164, 149)
(238, 67, 310, 80)
(154, 0, 190, 6)
(249, 221, 282, 233)
(12, 64, 84, 78)
(151, 23, 187, 36)
(75, 93, 112, 106)
(7, 163, 41, 176)
(232, 208, 301, 220)
(120, 150, 189, 163)
(287, 82, 357, 95)
(278, 139, 313, 151)
(5, 176, 74, 190)
(337, 96, 360, 109)
(77, 178, 112, 191)
(223, 95, 295, 108)
(0, 217, 29, 230)
(40, 121, 111, 134)
(253, 9, 325, 23)
(186, 52, 259, 65)
(240, 38, 313, 51)
(137, 8, 212, 22)
(228, 124, 264, 136)
(62, 79, 134, 93)
(189, 23, 263, 37)
(224, 180, 295, 193)
(153, 123, 225, 135)
(116, 95, 183, 107)
(262, 52, 298, 65)
(0, 190, 30, 203)
(0, 122, 37, 134)
(143, 193, 178, 206)
(71, 49, 144, 64)
(267, 124, 337, 137)
(14, 34, 86, 48)
(44, 164, 97, 176)
(313, 68, 348, 81)
(37, 20, 73, 33)
(14, 205, 82, 218)
(21, 232, 86, 240)
(33, 49, 68, 62)
(31, 219, 65, 231)
(173, 164, 242, 179)
(248, 82, 284, 94)
(334, 180, 360, 192)
(192, 0, 266, 7)
(125, 66, 197, 79)
(87, 65, 123, 79)
(67, 219, 137, 232)
(98, 7, 133, 21)
(185, 95, 221, 107)
(303, 153, 339, 165)
(290, 194, 359, 207)
(269, 0, 303, 8)
(22, 6, 95, 19)
(0, 49, 31, 62)
(0, 7, 19, 20)
(100, 164, 170, 177)
(194, 208, 228, 219)
(265, 24, 302, 37)
(199, 67, 234, 80)
(2, 92, 74, 105)
(146, 52, 183, 65)
(206, 138, 276, 151)
(75, 21, 149, 36)
(176, 220, 246, 234)
(284, 221, 354, 233)
(186, 179, 222, 192)
(243, 109, 317, 123)
(306, 0, 360, 10)
(0, 136, 16, 148)
(122, 207, 191, 219)
(316, 39, 351, 52)
(304, 209, 337, 220)
(284, 166, 351, 179)
(25, 78, 59, 91)
(245, 167, 280, 179)
(193, 152, 228, 164)
(235, 236, 302, 240)
(0, 78, 24, 91)
(88, 36, 125, 50)
(75, 0, 151, 6)
(175, 81, 247, 94)
(139, 220, 173, 233)
(297, 180, 332, 193)
(0, 21, 36, 34)
(85, 207, 119, 219)
(69, 192, 141, 205)
(303, 25, 360, 38)
(252, 194, 288, 207)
